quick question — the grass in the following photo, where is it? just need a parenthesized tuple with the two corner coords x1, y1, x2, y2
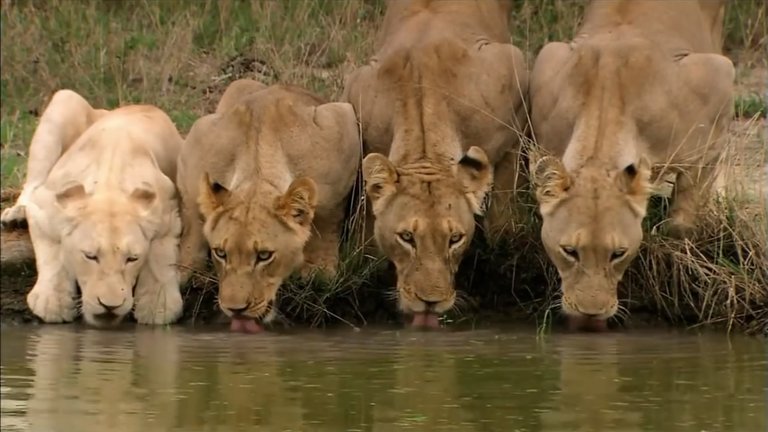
(1, 0, 766, 334)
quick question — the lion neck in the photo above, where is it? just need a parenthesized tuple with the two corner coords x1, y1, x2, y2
(561, 44, 643, 177)
(227, 125, 294, 201)
(383, 47, 465, 178)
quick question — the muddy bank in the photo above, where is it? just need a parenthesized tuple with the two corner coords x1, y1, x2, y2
(0, 224, 759, 335)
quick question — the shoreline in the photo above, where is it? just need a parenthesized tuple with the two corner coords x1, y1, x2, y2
(1, 224, 762, 336)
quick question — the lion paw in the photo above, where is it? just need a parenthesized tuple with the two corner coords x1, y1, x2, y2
(1, 204, 28, 230)
(298, 260, 337, 280)
(666, 215, 697, 239)
(133, 287, 183, 325)
(27, 286, 77, 323)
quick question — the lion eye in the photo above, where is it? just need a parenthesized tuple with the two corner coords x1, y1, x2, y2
(397, 231, 415, 245)
(611, 248, 627, 262)
(449, 232, 465, 246)
(212, 248, 227, 261)
(560, 246, 579, 261)
(83, 252, 99, 263)
(256, 250, 274, 263)
(126, 255, 139, 264)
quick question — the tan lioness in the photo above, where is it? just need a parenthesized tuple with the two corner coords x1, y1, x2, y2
(342, 0, 529, 328)
(0, 90, 184, 327)
(177, 79, 360, 333)
(529, 0, 734, 330)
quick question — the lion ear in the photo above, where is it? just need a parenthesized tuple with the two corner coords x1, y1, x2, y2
(198, 172, 230, 219)
(362, 153, 398, 215)
(618, 157, 652, 217)
(130, 187, 157, 213)
(455, 146, 493, 215)
(531, 156, 571, 215)
(55, 183, 87, 211)
(275, 177, 317, 230)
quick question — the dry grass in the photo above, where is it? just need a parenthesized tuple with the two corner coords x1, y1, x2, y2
(0, 0, 766, 334)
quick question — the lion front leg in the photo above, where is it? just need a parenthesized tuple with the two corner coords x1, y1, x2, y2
(177, 195, 209, 286)
(300, 212, 344, 278)
(25, 205, 78, 323)
(133, 234, 183, 325)
(2, 90, 105, 229)
(667, 163, 719, 238)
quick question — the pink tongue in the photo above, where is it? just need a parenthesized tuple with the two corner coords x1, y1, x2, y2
(411, 312, 441, 329)
(230, 317, 263, 334)
(567, 315, 608, 332)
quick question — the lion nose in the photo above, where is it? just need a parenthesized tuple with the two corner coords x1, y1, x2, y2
(97, 297, 124, 312)
(227, 304, 250, 315)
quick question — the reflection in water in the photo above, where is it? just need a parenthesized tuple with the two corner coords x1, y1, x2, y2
(540, 335, 642, 431)
(0, 326, 765, 432)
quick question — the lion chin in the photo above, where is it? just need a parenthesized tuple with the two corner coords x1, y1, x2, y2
(410, 312, 441, 329)
(229, 317, 263, 334)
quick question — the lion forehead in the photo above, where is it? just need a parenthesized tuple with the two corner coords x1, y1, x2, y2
(207, 204, 301, 250)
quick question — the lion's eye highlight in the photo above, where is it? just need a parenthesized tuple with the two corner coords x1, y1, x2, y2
(449, 232, 465, 246)
(212, 248, 227, 261)
(397, 231, 415, 245)
(83, 252, 99, 263)
(560, 246, 579, 261)
(256, 250, 274, 263)
(611, 248, 627, 262)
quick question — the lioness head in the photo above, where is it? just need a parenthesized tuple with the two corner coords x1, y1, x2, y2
(198, 173, 317, 333)
(55, 183, 160, 327)
(362, 147, 493, 327)
(533, 156, 652, 328)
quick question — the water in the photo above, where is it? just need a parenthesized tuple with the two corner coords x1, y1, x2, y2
(0, 325, 765, 432)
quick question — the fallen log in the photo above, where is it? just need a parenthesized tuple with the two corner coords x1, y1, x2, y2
(0, 229, 35, 268)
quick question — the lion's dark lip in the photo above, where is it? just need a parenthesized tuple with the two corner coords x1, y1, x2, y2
(89, 312, 125, 327)
(222, 300, 275, 324)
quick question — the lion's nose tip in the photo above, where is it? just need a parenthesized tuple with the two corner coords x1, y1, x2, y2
(97, 297, 123, 312)
(226, 304, 250, 315)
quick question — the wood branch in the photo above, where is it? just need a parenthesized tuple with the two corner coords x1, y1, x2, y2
(0, 229, 35, 268)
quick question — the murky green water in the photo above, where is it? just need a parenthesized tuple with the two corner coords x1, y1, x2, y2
(0, 325, 765, 432)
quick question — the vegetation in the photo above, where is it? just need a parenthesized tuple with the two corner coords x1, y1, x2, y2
(1, 0, 765, 334)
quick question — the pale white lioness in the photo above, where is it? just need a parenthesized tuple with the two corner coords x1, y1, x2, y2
(342, 0, 529, 328)
(0, 90, 184, 327)
(529, 0, 734, 330)
(177, 80, 360, 333)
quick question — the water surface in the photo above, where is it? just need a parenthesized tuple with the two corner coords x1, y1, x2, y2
(1, 325, 765, 431)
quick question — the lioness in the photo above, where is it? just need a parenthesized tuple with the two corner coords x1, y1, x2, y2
(529, 0, 734, 330)
(177, 79, 360, 333)
(0, 90, 184, 327)
(342, 0, 529, 328)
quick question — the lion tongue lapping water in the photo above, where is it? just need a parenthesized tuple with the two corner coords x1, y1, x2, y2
(230, 317, 263, 334)
(411, 312, 441, 329)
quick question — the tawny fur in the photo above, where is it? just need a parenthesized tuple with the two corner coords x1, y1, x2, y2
(529, 0, 734, 320)
(0, 90, 184, 326)
(176, 79, 360, 322)
(341, 0, 529, 317)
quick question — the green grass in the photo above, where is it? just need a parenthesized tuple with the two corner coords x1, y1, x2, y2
(735, 93, 767, 119)
(1, 0, 766, 334)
